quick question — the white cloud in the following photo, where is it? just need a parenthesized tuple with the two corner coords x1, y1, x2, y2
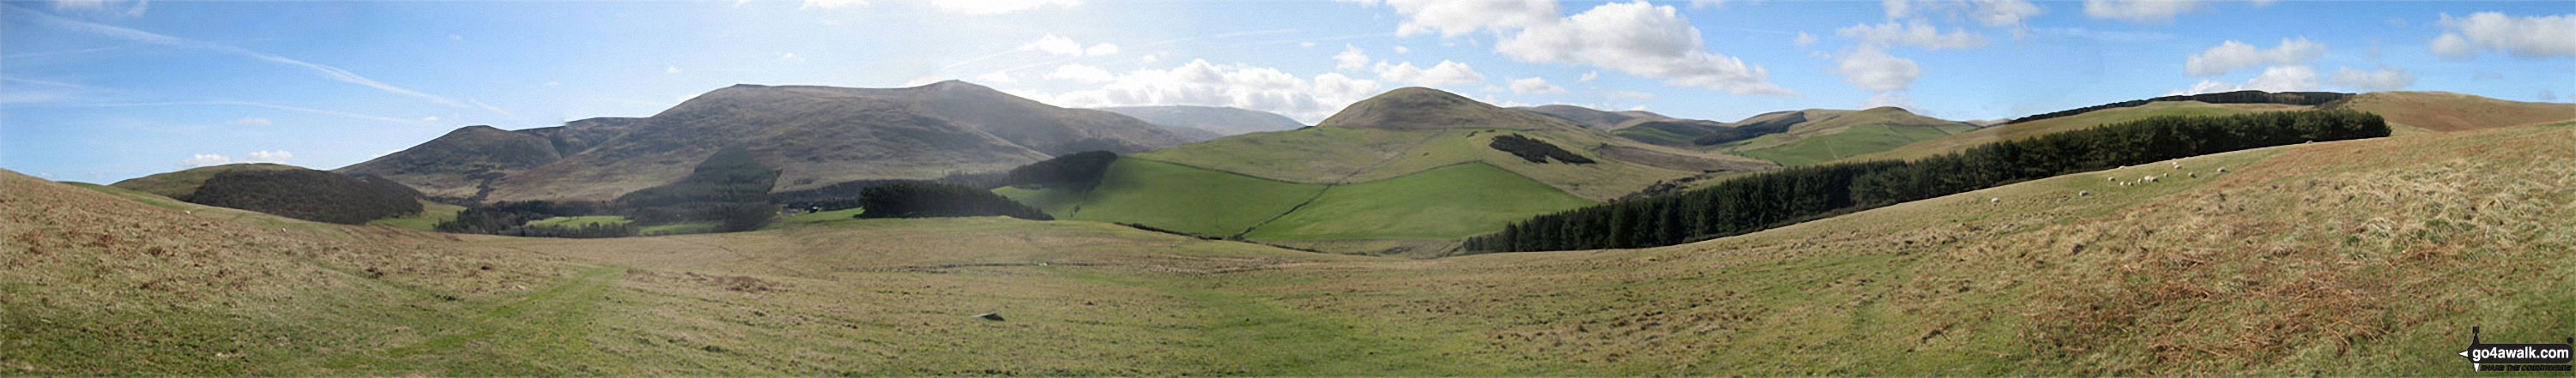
(1485, 1, 1793, 95)
(928, 0, 1080, 15)
(1835, 46, 1921, 92)
(1883, 0, 2044, 27)
(1690, 0, 1726, 9)
(1354, 0, 1562, 37)
(244, 150, 293, 164)
(801, 0, 866, 9)
(1603, 90, 1654, 99)
(1333, 45, 1370, 70)
(180, 153, 231, 167)
(2430, 33, 2476, 59)
(227, 117, 271, 125)
(1793, 32, 1818, 45)
(1018, 34, 1119, 57)
(2082, 0, 2199, 24)
(1509, 77, 1567, 94)
(2184, 38, 2325, 76)
(2328, 66, 2416, 92)
(423, 116, 441, 123)
(1837, 20, 1988, 50)
(1043, 63, 1116, 83)
(1007, 58, 1382, 123)
(666, 66, 681, 74)
(1967, 0, 2043, 27)
(543, 81, 561, 87)
(2172, 65, 2319, 95)
(2431, 12, 2576, 59)
(1393, 45, 1410, 54)
(778, 52, 803, 62)
(1299, 42, 1317, 48)
(1372, 60, 1485, 86)
(1577, 71, 1599, 82)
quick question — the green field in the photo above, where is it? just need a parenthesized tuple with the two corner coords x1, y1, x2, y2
(1001, 158, 1326, 237)
(1244, 162, 1596, 240)
(9, 122, 2576, 375)
(1001, 157, 1601, 243)
(1611, 123, 1707, 146)
(368, 200, 468, 231)
(524, 215, 632, 227)
(1731, 123, 1974, 166)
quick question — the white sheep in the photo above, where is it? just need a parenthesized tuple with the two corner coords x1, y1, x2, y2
(2216, 167, 2228, 173)
(2188, 171, 2199, 178)
(2143, 175, 2159, 183)
(1989, 197, 2000, 204)
(2079, 190, 2092, 196)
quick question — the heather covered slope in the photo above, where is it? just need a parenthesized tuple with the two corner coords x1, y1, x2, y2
(336, 125, 565, 199)
(366, 81, 1191, 202)
(106, 163, 305, 200)
(1516, 105, 1670, 129)
(486, 84, 1059, 201)
(2323, 91, 2576, 132)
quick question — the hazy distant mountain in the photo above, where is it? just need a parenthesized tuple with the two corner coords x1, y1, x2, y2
(344, 81, 1193, 203)
(1094, 105, 1307, 140)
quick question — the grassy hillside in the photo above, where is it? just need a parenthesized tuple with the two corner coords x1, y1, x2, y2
(106, 163, 305, 200)
(1847, 100, 2312, 162)
(1732, 123, 1976, 166)
(11, 121, 2576, 375)
(1243, 162, 1595, 240)
(2325, 91, 2576, 132)
(1000, 158, 1326, 237)
(1000, 157, 1598, 244)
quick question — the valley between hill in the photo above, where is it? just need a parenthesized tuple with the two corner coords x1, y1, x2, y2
(8, 120, 2571, 375)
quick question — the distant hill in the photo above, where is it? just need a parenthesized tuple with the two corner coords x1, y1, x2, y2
(2005, 90, 2349, 124)
(343, 81, 1194, 203)
(1692, 107, 1979, 166)
(1318, 87, 1594, 131)
(2323, 91, 2576, 132)
(1515, 105, 1670, 129)
(1846, 91, 2573, 164)
(999, 87, 1773, 250)
(1094, 105, 1306, 140)
(109, 163, 306, 200)
(113, 163, 423, 224)
(336, 125, 565, 201)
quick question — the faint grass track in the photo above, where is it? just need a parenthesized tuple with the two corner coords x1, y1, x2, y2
(1056, 267, 1496, 375)
(334, 265, 624, 374)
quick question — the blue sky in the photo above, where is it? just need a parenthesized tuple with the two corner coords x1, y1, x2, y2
(3, 0, 2571, 183)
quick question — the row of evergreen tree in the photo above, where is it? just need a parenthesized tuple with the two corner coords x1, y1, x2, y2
(1465, 110, 2388, 252)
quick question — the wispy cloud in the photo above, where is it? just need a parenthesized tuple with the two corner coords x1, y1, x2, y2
(27, 100, 434, 126)
(9, 6, 468, 108)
